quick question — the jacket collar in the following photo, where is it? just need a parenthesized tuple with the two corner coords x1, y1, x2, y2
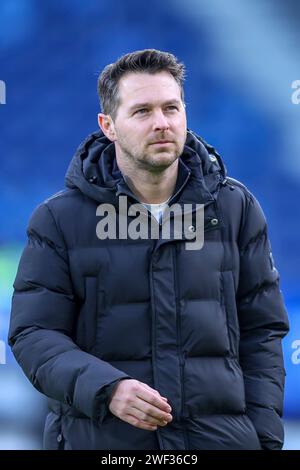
(65, 129, 227, 205)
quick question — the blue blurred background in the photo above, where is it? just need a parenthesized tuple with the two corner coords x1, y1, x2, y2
(0, 0, 299, 450)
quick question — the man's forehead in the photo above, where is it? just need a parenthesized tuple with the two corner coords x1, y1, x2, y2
(118, 71, 181, 105)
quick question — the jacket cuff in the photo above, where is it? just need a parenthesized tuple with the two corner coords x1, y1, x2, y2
(94, 378, 130, 424)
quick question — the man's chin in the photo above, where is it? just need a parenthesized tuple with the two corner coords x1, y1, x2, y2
(147, 153, 179, 171)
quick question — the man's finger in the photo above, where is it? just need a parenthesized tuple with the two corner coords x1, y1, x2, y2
(124, 414, 158, 431)
(140, 383, 170, 404)
(129, 404, 172, 425)
(137, 385, 172, 412)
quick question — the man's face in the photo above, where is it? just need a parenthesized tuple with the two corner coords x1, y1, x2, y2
(110, 71, 187, 172)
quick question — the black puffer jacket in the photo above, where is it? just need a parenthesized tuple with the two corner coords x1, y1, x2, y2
(9, 130, 289, 450)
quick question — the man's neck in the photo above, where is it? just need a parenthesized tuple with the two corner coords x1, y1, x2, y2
(117, 158, 179, 205)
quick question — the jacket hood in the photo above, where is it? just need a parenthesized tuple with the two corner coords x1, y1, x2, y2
(65, 129, 227, 204)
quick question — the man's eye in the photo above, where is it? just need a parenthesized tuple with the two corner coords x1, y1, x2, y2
(135, 108, 149, 115)
(165, 106, 178, 111)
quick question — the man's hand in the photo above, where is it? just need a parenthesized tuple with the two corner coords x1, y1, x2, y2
(108, 379, 173, 431)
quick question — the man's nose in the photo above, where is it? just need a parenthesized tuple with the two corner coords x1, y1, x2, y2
(152, 109, 169, 131)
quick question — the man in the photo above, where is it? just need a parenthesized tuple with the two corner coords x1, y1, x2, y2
(9, 49, 289, 450)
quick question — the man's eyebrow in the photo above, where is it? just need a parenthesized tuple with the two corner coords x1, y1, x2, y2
(129, 99, 182, 111)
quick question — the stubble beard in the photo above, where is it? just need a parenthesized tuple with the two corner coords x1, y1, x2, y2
(117, 138, 185, 174)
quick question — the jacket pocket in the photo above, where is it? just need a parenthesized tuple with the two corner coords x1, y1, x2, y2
(221, 270, 240, 357)
(76, 276, 98, 352)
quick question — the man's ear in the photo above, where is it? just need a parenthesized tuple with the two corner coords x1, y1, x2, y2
(98, 113, 116, 142)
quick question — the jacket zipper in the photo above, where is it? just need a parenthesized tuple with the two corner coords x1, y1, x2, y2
(172, 247, 189, 449)
(167, 171, 191, 206)
(149, 257, 165, 450)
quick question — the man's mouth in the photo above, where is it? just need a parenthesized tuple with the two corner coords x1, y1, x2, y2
(150, 140, 173, 145)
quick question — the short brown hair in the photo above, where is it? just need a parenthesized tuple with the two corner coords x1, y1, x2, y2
(97, 49, 186, 120)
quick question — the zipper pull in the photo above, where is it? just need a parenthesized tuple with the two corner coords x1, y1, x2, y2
(222, 178, 235, 191)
